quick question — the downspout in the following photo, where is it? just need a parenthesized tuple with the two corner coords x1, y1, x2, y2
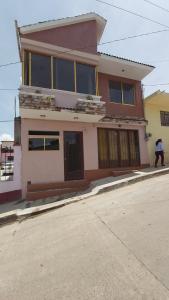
(141, 83, 146, 120)
(142, 83, 148, 126)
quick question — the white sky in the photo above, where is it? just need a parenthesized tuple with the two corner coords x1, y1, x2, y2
(0, 0, 169, 138)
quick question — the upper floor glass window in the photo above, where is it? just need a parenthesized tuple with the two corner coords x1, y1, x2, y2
(109, 80, 135, 105)
(76, 63, 96, 95)
(123, 83, 135, 105)
(31, 53, 51, 88)
(54, 58, 74, 92)
(109, 81, 122, 104)
(24, 51, 29, 86)
(23, 51, 97, 95)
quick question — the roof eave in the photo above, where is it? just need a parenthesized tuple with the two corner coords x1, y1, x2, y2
(98, 53, 155, 80)
(19, 13, 107, 43)
(99, 53, 155, 71)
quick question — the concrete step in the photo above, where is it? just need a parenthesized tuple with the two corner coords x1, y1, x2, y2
(26, 184, 90, 201)
(112, 170, 133, 177)
(27, 179, 89, 192)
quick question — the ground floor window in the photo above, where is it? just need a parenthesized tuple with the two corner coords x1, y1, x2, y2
(28, 130, 60, 151)
(98, 128, 140, 168)
(29, 138, 59, 151)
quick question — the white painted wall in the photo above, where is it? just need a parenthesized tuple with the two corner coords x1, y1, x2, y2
(0, 146, 21, 193)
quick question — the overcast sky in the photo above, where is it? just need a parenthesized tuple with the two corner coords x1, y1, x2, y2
(1, 0, 169, 140)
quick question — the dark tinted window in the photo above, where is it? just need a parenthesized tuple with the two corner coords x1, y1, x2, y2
(123, 83, 135, 104)
(24, 51, 29, 85)
(29, 131, 59, 136)
(109, 81, 122, 103)
(76, 63, 96, 94)
(45, 138, 59, 150)
(54, 58, 74, 92)
(29, 138, 44, 151)
(31, 53, 51, 88)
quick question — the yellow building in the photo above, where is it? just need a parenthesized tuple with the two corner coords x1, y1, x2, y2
(145, 90, 169, 166)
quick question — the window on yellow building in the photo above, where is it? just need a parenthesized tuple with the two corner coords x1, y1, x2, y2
(160, 111, 169, 126)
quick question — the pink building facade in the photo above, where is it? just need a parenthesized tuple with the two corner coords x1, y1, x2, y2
(16, 13, 154, 200)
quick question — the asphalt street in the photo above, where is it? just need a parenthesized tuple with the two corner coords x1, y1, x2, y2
(1, 174, 169, 299)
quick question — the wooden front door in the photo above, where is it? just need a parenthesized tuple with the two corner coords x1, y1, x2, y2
(64, 131, 84, 181)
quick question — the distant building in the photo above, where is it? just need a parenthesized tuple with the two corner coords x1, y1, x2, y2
(0, 140, 21, 203)
(0, 141, 14, 164)
(145, 90, 169, 166)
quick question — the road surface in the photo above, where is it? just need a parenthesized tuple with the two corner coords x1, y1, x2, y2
(1, 174, 169, 299)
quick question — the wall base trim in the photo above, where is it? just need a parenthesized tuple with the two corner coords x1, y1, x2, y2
(0, 190, 22, 204)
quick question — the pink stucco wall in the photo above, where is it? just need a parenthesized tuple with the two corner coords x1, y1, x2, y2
(21, 119, 98, 198)
(21, 119, 149, 198)
(21, 20, 97, 54)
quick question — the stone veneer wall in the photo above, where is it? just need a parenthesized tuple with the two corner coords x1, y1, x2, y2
(19, 93, 106, 115)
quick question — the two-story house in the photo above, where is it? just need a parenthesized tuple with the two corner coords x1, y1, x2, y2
(16, 13, 154, 200)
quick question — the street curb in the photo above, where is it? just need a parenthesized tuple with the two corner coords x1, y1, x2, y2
(1, 167, 169, 227)
(97, 168, 169, 194)
(0, 211, 17, 226)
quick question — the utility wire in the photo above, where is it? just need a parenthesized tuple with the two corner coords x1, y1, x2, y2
(143, 82, 169, 86)
(143, 0, 169, 14)
(96, 0, 169, 29)
(0, 89, 18, 91)
(146, 59, 169, 64)
(1, 82, 169, 92)
(0, 120, 14, 122)
(0, 61, 21, 68)
(1, 2, 169, 69)
(0, 28, 169, 70)
(100, 29, 169, 45)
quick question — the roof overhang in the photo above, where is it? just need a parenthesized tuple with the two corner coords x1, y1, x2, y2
(145, 90, 169, 106)
(98, 53, 154, 81)
(19, 13, 107, 43)
(20, 38, 100, 65)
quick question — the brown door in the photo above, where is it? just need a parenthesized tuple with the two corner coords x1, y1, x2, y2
(64, 131, 84, 181)
(98, 128, 140, 168)
(119, 130, 130, 167)
(128, 130, 140, 166)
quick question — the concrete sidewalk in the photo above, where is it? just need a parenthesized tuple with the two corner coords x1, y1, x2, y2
(1, 165, 169, 226)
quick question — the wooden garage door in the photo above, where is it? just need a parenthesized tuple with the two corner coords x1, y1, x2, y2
(98, 128, 140, 168)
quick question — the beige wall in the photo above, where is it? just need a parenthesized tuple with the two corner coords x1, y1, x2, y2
(21, 119, 149, 198)
(145, 102, 169, 166)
